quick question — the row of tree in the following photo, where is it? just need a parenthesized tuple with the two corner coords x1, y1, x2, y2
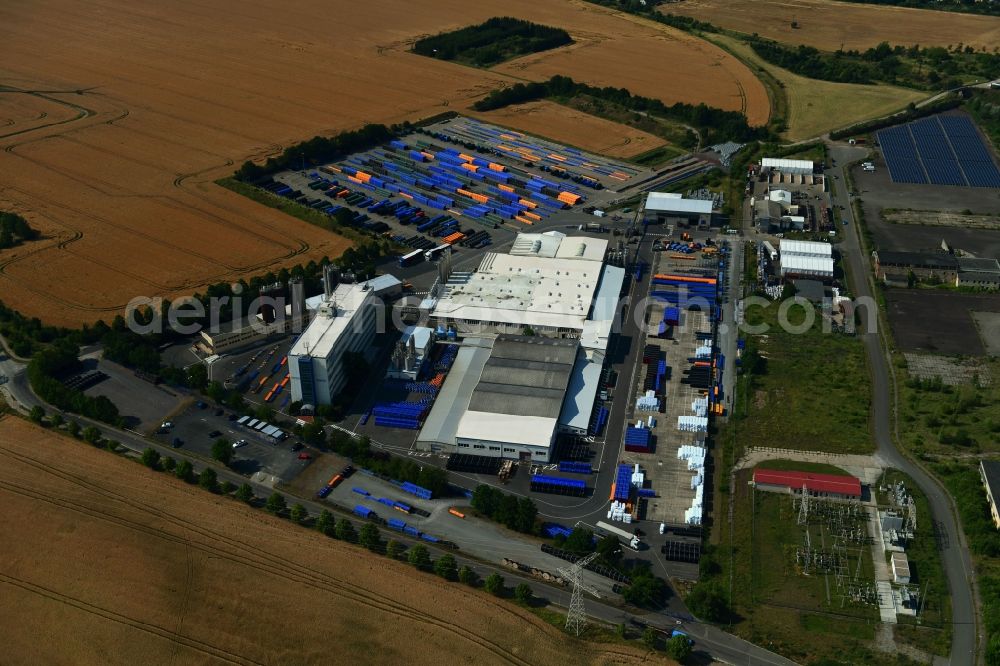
(470, 484, 538, 534)
(837, 0, 1000, 16)
(472, 75, 770, 144)
(27, 342, 121, 425)
(234, 123, 398, 182)
(0, 211, 39, 250)
(412, 17, 572, 68)
(327, 429, 450, 497)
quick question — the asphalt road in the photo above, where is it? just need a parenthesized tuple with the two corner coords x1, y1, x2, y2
(829, 143, 979, 665)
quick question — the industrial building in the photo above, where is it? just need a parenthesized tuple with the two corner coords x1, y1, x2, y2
(415, 333, 604, 461)
(779, 240, 835, 280)
(957, 257, 1000, 290)
(288, 269, 390, 406)
(423, 232, 624, 338)
(872, 250, 959, 285)
(980, 460, 1000, 529)
(752, 468, 862, 500)
(760, 157, 815, 175)
(751, 188, 810, 232)
(198, 279, 307, 355)
(386, 325, 433, 380)
(642, 192, 713, 227)
(891, 552, 911, 585)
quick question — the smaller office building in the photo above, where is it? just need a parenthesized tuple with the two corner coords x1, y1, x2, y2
(980, 460, 1000, 529)
(643, 192, 713, 227)
(753, 468, 862, 500)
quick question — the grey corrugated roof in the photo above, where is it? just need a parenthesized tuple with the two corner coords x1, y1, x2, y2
(876, 251, 958, 269)
(982, 460, 1000, 498)
(464, 334, 576, 419)
(959, 257, 1000, 273)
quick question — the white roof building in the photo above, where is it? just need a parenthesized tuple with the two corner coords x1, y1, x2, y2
(769, 189, 792, 205)
(781, 240, 833, 258)
(429, 235, 617, 335)
(761, 157, 814, 174)
(644, 192, 714, 215)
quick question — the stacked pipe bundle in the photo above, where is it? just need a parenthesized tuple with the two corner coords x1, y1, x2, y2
(650, 273, 719, 311)
(612, 464, 633, 501)
(589, 404, 609, 435)
(625, 426, 651, 453)
(677, 416, 708, 432)
(558, 461, 593, 475)
(531, 475, 586, 497)
(373, 400, 431, 429)
(402, 482, 433, 500)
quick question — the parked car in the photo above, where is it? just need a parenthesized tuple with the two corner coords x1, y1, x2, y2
(171, 437, 184, 448)
(291, 442, 304, 452)
(208, 430, 222, 438)
(227, 413, 238, 421)
(161, 421, 174, 429)
(196, 401, 207, 409)
(341, 465, 355, 478)
(232, 439, 249, 449)
(297, 453, 313, 460)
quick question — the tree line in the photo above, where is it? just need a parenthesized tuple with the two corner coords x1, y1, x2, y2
(234, 123, 398, 182)
(327, 430, 450, 497)
(837, 0, 1000, 16)
(472, 75, 770, 144)
(412, 17, 573, 68)
(0, 211, 39, 250)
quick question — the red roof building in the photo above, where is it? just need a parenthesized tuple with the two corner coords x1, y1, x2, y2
(753, 468, 862, 498)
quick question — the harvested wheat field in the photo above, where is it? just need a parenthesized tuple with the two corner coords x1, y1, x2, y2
(491, 1, 769, 126)
(471, 101, 668, 159)
(665, 0, 1000, 51)
(1, 0, 765, 326)
(708, 34, 926, 141)
(0, 416, 654, 665)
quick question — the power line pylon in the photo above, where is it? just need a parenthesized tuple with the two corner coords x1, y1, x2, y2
(558, 552, 602, 636)
(797, 484, 810, 525)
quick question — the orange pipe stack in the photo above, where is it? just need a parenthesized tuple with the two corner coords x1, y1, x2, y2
(518, 198, 537, 209)
(497, 184, 516, 193)
(460, 162, 478, 173)
(347, 175, 363, 184)
(548, 153, 566, 162)
(524, 211, 541, 222)
(354, 171, 372, 183)
(458, 153, 475, 163)
(557, 191, 581, 206)
(443, 232, 464, 244)
(399, 192, 413, 200)
(487, 163, 506, 172)
(420, 151, 435, 161)
(515, 215, 534, 225)
(448, 508, 465, 519)
(499, 133, 519, 141)
(321, 165, 341, 174)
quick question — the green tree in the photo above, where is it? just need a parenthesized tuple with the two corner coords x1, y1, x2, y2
(642, 627, 659, 650)
(434, 553, 458, 580)
(484, 573, 505, 596)
(622, 569, 669, 609)
(235, 483, 255, 503)
(685, 582, 728, 622)
(141, 447, 161, 470)
(563, 527, 595, 554)
(49, 413, 64, 429)
(198, 467, 218, 492)
(67, 420, 81, 438)
(386, 539, 405, 559)
(666, 634, 693, 661)
(616, 623, 627, 639)
(290, 503, 308, 524)
(211, 438, 233, 465)
(315, 509, 335, 536)
(265, 491, 287, 515)
(82, 426, 101, 444)
(28, 405, 45, 423)
(514, 583, 533, 604)
(335, 518, 357, 542)
(458, 565, 478, 586)
(407, 544, 432, 570)
(359, 523, 382, 551)
(187, 363, 208, 390)
(220, 480, 235, 495)
(162, 456, 177, 472)
(175, 459, 194, 482)
(596, 534, 623, 566)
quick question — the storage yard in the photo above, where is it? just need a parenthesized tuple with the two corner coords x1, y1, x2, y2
(0, 0, 767, 326)
(617, 247, 729, 529)
(665, 0, 1000, 51)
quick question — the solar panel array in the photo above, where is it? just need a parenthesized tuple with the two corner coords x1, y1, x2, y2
(877, 115, 1000, 188)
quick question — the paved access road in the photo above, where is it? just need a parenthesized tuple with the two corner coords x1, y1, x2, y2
(828, 144, 979, 665)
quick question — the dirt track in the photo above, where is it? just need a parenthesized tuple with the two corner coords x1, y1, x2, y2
(0, 416, 657, 665)
(1, 0, 766, 326)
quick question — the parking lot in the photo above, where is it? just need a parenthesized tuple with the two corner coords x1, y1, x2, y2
(81, 357, 187, 432)
(155, 401, 310, 484)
